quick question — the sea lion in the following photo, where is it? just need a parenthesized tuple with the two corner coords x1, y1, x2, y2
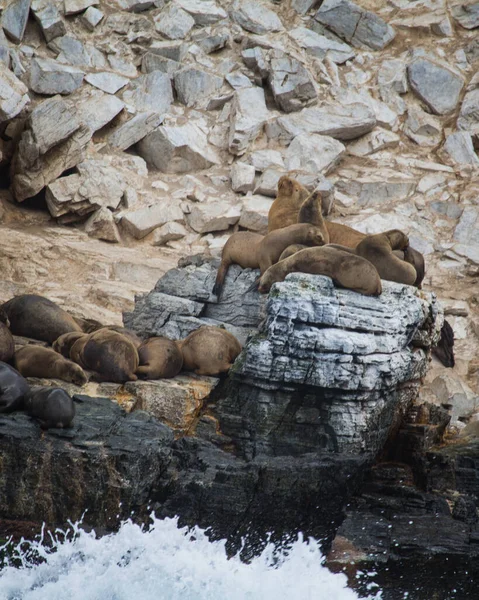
(137, 337, 183, 379)
(279, 243, 308, 261)
(213, 224, 326, 297)
(53, 331, 87, 359)
(0, 316, 14, 363)
(267, 176, 310, 233)
(80, 328, 139, 383)
(0, 361, 30, 413)
(258, 246, 382, 296)
(295, 194, 426, 287)
(24, 387, 75, 429)
(105, 326, 143, 349)
(69, 334, 90, 368)
(1, 294, 82, 344)
(14, 346, 88, 386)
(179, 326, 242, 376)
(432, 319, 455, 368)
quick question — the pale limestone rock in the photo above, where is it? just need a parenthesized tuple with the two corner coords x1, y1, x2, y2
(267, 52, 317, 113)
(457, 88, 479, 138)
(195, 30, 230, 54)
(336, 172, 417, 207)
(391, 11, 453, 37)
(225, 72, 252, 90)
(254, 166, 284, 197)
(429, 373, 479, 423)
(408, 58, 465, 116)
(152, 222, 188, 246)
(454, 206, 479, 245)
(12, 124, 91, 202)
(174, 67, 223, 107)
(49, 35, 91, 67)
(75, 90, 125, 133)
(64, 0, 98, 15)
(238, 194, 272, 232)
(31, 0, 66, 42)
(230, 0, 283, 35)
(451, 3, 479, 30)
(314, 0, 396, 50)
(441, 132, 479, 166)
(84, 207, 121, 243)
(122, 71, 173, 113)
(285, 134, 345, 174)
(81, 6, 103, 31)
(108, 112, 163, 151)
(141, 53, 181, 76)
(1, 0, 31, 43)
(247, 149, 284, 172)
(230, 161, 255, 194)
(404, 105, 443, 147)
(378, 58, 408, 94)
(30, 57, 84, 95)
(347, 127, 400, 157)
(289, 26, 355, 64)
(266, 102, 376, 144)
(186, 202, 242, 233)
(0, 63, 30, 122)
(228, 87, 270, 155)
(121, 201, 184, 239)
(154, 4, 195, 40)
(137, 122, 220, 173)
(291, 0, 321, 15)
(148, 40, 187, 62)
(85, 72, 130, 94)
(176, 0, 227, 25)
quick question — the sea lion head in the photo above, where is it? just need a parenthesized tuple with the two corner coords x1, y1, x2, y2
(306, 226, 326, 247)
(385, 229, 409, 251)
(278, 176, 294, 196)
(258, 268, 281, 294)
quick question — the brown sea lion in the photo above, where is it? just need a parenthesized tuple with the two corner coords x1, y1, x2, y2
(432, 319, 455, 368)
(69, 334, 90, 368)
(179, 326, 242, 376)
(137, 337, 183, 379)
(393, 247, 425, 288)
(279, 243, 308, 262)
(0, 318, 14, 363)
(24, 386, 75, 429)
(14, 346, 88, 386)
(213, 224, 326, 297)
(53, 331, 87, 358)
(80, 328, 139, 383)
(1, 294, 82, 344)
(267, 176, 310, 233)
(258, 246, 382, 296)
(105, 326, 143, 349)
(0, 362, 30, 413)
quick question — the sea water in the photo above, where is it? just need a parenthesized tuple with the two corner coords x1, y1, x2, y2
(0, 515, 380, 600)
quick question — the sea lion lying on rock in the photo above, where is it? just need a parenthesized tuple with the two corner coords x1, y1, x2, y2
(105, 326, 143, 349)
(14, 346, 88, 386)
(258, 246, 382, 296)
(179, 326, 242, 376)
(213, 223, 326, 297)
(137, 337, 183, 380)
(0, 361, 30, 413)
(1, 294, 82, 344)
(80, 328, 139, 383)
(53, 331, 87, 358)
(0, 310, 14, 363)
(268, 176, 310, 233)
(24, 386, 75, 429)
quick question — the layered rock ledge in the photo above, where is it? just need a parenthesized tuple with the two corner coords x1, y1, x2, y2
(0, 259, 442, 552)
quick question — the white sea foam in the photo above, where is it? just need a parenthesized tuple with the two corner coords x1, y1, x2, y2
(0, 516, 379, 600)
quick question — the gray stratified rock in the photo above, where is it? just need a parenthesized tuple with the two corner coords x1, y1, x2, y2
(231, 161, 255, 193)
(173, 67, 223, 107)
(11, 124, 91, 201)
(347, 127, 400, 157)
(154, 4, 195, 40)
(49, 35, 91, 67)
(186, 202, 242, 233)
(408, 58, 465, 116)
(231, 0, 283, 34)
(404, 105, 443, 147)
(30, 57, 84, 95)
(176, 0, 227, 25)
(314, 0, 395, 50)
(225, 72, 252, 90)
(292, 0, 324, 16)
(85, 72, 129, 94)
(378, 58, 408, 94)
(31, 0, 66, 42)
(247, 149, 284, 171)
(122, 71, 173, 113)
(1, 0, 31, 43)
(454, 206, 479, 245)
(195, 30, 229, 54)
(138, 122, 220, 172)
(0, 63, 29, 122)
(117, 0, 153, 11)
(84, 207, 120, 243)
(75, 90, 124, 133)
(441, 132, 479, 166)
(266, 102, 376, 144)
(152, 221, 188, 246)
(241, 46, 269, 78)
(228, 86, 269, 155)
(458, 88, 479, 138)
(148, 40, 187, 62)
(289, 26, 355, 64)
(81, 6, 103, 30)
(451, 3, 479, 30)
(141, 53, 181, 76)
(121, 201, 184, 239)
(108, 112, 163, 151)
(267, 52, 317, 113)
(285, 133, 345, 174)
(64, 0, 98, 15)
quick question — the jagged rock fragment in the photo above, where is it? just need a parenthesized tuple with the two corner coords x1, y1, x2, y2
(148, 40, 187, 62)
(451, 3, 479, 29)
(230, 0, 283, 34)
(31, 0, 66, 42)
(30, 57, 84, 95)
(441, 132, 479, 166)
(404, 106, 442, 147)
(173, 67, 223, 107)
(64, 0, 98, 15)
(85, 72, 129, 94)
(154, 4, 195, 40)
(186, 202, 241, 233)
(122, 71, 173, 113)
(230, 161, 255, 194)
(228, 86, 269, 155)
(0, 63, 29, 121)
(267, 51, 317, 113)
(84, 207, 121, 243)
(285, 133, 345, 174)
(108, 112, 163, 151)
(141, 53, 180, 75)
(75, 90, 124, 133)
(239, 194, 272, 231)
(152, 222, 188, 246)
(408, 58, 465, 116)
(458, 88, 479, 139)
(121, 202, 184, 239)
(289, 26, 355, 64)
(176, 0, 227, 25)
(1, 0, 31, 43)
(348, 127, 400, 156)
(81, 6, 103, 30)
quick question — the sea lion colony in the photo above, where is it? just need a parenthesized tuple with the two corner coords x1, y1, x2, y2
(0, 177, 452, 429)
